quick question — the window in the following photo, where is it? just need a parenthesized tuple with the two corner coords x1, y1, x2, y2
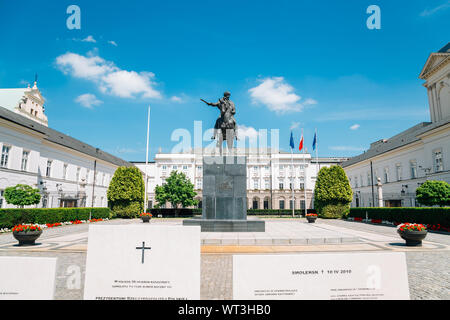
(279, 165, 284, 170)
(253, 166, 258, 171)
(383, 168, 389, 183)
(264, 179, 270, 189)
(434, 149, 444, 172)
(279, 183, 284, 190)
(197, 166, 202, 170)
(396, 164, 402, 181)
(0, 190, 4, 208)
(253, 180, 259, 189)
(63, 164, 68, 180)
(264, 199, 269, 210)
(21, 150, 29, 171)
(360, 175, 364, 187)
(46, 160, 52, 177)
(173, 165, 177, 170)
(86, 169, 90, 183)
(279, 200, 285, 210)
(300, 183, 305, 190)
(354, 176, 358, 188)
(367, 172, 371, 186)
(289, 182, 294, 190)
(264, 166, 269, 171)
(162, 165, 167, 170)
(1, 146, 10, 168)
(410, 161, 417, 179)
(196, 179, 202, 189)
(300, 200, 306, 210)
(76, 167, 81, 182)
(183, 165, 188, 170)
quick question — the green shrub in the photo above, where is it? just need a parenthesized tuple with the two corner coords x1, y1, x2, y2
(107, 166, 145, 218)
(4, 184, 41, 207)
(416, 180, 450, 207)
(348, 207, 450, 227)
(111, 202, 142, 219)
(314, 166, 352, 219)
(0, 208, 112, 229)
(319, 203, 350, 219)
(247, 209, 317, 216)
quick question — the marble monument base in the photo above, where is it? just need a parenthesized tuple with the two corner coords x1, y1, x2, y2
(183, 217, 265, 232)
(183, 155, 265, 232)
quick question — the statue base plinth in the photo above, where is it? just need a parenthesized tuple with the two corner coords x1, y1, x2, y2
(183, 217, 265, 232)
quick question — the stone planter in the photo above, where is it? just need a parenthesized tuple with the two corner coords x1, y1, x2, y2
(141, 216, 151, 223)
(13, 230, 42, 246)
(306, 216, 317, 223)
(398, 229, 427, 247)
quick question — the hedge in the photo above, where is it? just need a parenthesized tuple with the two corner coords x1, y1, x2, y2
(348, 207, 450, 227)
(0, 208, 112, 229)
(149, 208, 201, 217)
(247, 209, 317, 216)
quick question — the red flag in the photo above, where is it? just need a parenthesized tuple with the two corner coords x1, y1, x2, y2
(299, 134, 304, 152)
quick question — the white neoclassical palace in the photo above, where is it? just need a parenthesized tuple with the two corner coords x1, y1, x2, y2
(342, 43, 450, 208)
(0, 82, 130, 209)
(133, 150, 347, 210)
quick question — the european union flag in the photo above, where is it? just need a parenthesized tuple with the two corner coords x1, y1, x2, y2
(312, 132, 317, 151)
(290, 131, 295, 150)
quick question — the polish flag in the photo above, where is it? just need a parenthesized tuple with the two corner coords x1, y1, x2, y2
(299, 134, 304, 152)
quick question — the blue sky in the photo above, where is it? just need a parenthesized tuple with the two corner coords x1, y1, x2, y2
(0, 0, 449, 161)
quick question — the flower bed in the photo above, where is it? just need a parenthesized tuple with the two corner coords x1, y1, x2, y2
(0, 218, 106, 234)
(140, 213, 153, 217)
(347, 216, 450, 233)
(397, 223, 426, 232)
(12, 224, 42, 233)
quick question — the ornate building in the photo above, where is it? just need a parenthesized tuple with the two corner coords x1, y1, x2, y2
(133, 150, 347, 210)
(0, 83, 130, 209)
(342, 43, 450, 208)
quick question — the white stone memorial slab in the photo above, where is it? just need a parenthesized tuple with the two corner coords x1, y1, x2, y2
(84, 225, 200, 300)
(233, 252, 410, 300)
(0, 257, 57, 300)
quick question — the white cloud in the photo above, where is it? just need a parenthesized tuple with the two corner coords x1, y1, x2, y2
(170, 96, 183, 103)
(290, 122, 300, 130)
(108, 40, 118, 47)
(350, 124, 360, 130)
(238, 125, 260, 140)
(56, 52, 162, 99)
(248, 77, 317, 114)
(329, 146, 365, 152)
(82, 35, 97, 43)
(420, 1, 450, 16)
(75, 93, 103, 108)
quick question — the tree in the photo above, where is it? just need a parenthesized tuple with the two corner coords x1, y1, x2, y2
(313, 166, 353, 219)
(155, 171, 198, 210)
(107, 166, 145, 218)
(4, 184, 41, 208)
(416, 180, 450, 207)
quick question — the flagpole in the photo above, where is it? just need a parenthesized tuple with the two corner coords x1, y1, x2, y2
(291, 147, 295, 218)
(314, 128, 319, 211)
(303, 128, 307, 216)
(144, 105, 150, 213)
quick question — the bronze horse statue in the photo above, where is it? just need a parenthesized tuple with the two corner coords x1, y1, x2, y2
(201, 91, 238, 152)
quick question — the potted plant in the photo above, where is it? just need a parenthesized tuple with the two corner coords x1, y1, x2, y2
(306, 213, 318, 223)
(140, 212, 152, 223)
(397, 223, 428, 247)
(12, 224, 43, 246)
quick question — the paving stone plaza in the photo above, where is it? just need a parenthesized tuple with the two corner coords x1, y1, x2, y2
(0, 218, 448, 300)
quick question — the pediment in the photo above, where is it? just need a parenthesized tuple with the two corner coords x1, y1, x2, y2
(420, 53, 450, 80)
(25, 88, 45, 104)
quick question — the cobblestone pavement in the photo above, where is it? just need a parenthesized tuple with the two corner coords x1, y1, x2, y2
(0, 218, 448, 300)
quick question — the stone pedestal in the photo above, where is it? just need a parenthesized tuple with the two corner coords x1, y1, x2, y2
(183, 156, 265, 232)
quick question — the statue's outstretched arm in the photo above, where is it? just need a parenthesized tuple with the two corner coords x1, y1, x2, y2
(200, 99, 219, 107)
